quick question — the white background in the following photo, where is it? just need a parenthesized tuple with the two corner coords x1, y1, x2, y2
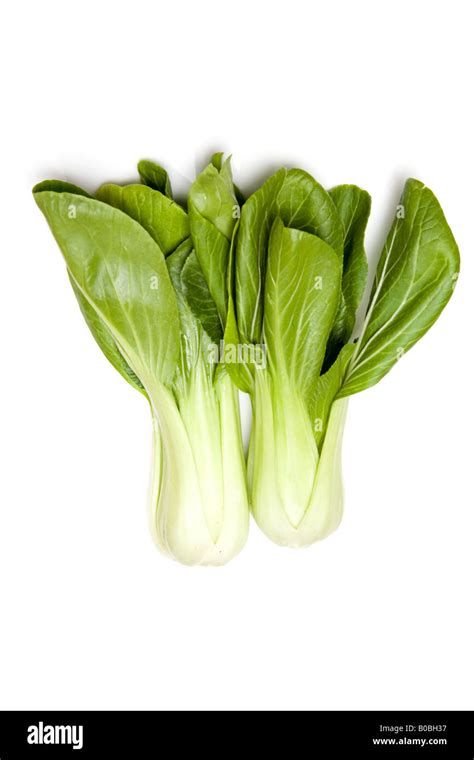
(1, 0, 473, 710)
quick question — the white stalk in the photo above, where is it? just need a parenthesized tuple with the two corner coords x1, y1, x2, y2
(147, 367, 249, 566)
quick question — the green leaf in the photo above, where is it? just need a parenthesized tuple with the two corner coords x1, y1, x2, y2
(324, 185, 371, 365)
(332, 185, 371, 320)
(138, 159, 173, 198)
(33, 179, 92, 198)
(68, 274, 146, 395)
(236, 168, 344, 346)
(188, 157, 238, 325)
(263, 218, 342, 402)
(209, 152, 245, 203)
(34, 190, 180, 388)
(33, 181, 145, 393)
(96, 183, 189, 256)
(165, 240, 202, 378)
(233, 184, 246, 207)
(210, 152, 224, 171)
(165, 241, 222, 395)
(181, 251, 222, 346)
(339, 179, 460, 397)
(190, 157, 236, 243)
(223, 223, 254, 394)
(310, 344, 354, 449)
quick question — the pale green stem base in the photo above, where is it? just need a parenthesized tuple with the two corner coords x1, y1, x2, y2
(249, 370, 348, 547)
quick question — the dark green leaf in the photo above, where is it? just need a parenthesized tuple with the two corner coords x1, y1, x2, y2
(138, 159, 173, 198)
(166, 240, 222, 391)
(223, 223, 254, 393)
(188, 157, 238, 325)
(166, 240, 202, 377)
(181, 252, 222, 345)
(332, 184, 371, 321)
(311, 344, 354, 448)
(324, 185, 371, 365)
(211, 152, 224, 171)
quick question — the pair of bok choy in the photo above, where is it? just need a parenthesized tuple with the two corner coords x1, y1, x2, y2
(33, 155, 460, 565)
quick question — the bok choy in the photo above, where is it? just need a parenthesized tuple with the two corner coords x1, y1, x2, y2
(222, 171, 459, 547)
(33, 163, 248, 566)
(34, 155, 460, 561)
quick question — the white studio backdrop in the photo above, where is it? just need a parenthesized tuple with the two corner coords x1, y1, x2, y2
(0, 0, 472, 710)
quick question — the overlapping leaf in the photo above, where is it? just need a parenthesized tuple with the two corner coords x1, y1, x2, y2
(324, 184, 370, 367)
(188, 156, 239, 325)
(263, 218, 341, 403)
(96, 183, 189, 256)
(138, 159, 173, 198)
(235, 168, 344, 346)
(34, 189, 180, 388)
